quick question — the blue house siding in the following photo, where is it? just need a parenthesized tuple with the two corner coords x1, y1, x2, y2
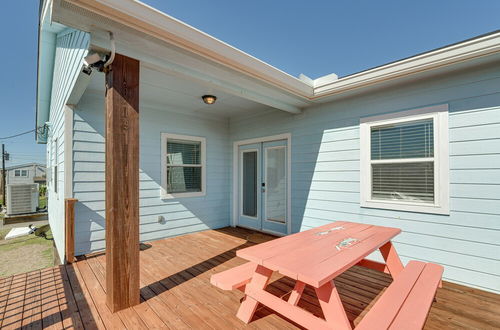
(46, 29, 90, 262)
(229, 63, 500, 293)
(72, 88, 231, 255)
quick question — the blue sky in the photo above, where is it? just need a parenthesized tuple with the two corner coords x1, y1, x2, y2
(1, 0, 499, 166)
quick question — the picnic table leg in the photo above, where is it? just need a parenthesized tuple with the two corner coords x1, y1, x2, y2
(315, 281, 352, 330)
(287, 281, 306, 306)
(236, 265, 273, 323)
(379, 241, 404, 278)
(380, 241, 443, 291)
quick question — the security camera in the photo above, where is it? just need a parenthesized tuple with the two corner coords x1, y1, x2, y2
(84, 52, 110, 72)
(84, 53, 104, 66)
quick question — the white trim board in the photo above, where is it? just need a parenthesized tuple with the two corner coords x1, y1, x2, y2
(232, 133, 292, 235)
(64, 105, 74, 199)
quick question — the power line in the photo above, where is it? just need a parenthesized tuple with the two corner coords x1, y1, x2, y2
(0, 128, 36, 140)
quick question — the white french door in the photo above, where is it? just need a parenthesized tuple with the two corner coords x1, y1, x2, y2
(237, 139, 288, 235)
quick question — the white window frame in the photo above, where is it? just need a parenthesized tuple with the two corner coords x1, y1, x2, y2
(21, 170, 28, 177)
(161, 133, 206, 199)
(360, 104, 449, 215)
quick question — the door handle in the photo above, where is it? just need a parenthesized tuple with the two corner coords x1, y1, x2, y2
(261, 182, 266, 193)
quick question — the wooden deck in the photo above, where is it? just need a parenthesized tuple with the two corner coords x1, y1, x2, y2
(0, 227, 499, 329)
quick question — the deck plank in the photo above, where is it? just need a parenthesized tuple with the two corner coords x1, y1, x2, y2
(39, 268, 63, 330)
(0, 227, 498, 329)
(75, 258, 125, 329)
(65, 262, 106, 329)
(20, 270, 42, 329)
(84, 255, 148, 329)
(94, 254, 170, 329)
(0, 275, 14, 327)
(154, 237, 289, 329)
(55, 265, 84, 329)
(2, 272, 28, 329)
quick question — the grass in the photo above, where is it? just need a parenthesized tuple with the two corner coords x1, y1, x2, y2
(0, 225, 54, 278)
(39, 195, 47, 209)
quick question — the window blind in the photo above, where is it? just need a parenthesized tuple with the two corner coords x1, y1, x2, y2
(370, 118, 435, 204)
(371, 119, 434, 160)
(167, 140, 201, 165)
(372, 162, 434, 202)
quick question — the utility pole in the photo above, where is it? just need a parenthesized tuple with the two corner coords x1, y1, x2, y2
(2, 144, 6, 208)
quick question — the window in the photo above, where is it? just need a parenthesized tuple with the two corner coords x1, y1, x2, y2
(14, 170, 28, 177)
(161, 133, 206, 198)
(360, 105, 449, 214)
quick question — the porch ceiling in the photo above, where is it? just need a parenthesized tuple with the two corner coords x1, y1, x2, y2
(86, 65, 280, 120)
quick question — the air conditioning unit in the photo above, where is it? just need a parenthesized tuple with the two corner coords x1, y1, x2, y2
(6, 184, 39, 215)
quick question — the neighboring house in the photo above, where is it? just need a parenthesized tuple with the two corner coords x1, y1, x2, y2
(2, 163, 46, 186)
(36, 0, 500, 296)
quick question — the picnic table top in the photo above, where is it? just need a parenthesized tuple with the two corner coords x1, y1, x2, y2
(237, 221, 401, 287)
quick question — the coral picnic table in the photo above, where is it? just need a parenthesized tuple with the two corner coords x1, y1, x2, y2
(235, 221, 404, 329)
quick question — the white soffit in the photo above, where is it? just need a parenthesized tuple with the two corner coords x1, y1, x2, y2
(83, 64, 279, 121)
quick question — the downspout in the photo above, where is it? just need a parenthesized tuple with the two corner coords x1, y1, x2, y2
(103, 32, 115, 68)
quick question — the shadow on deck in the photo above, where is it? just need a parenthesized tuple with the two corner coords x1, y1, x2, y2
(0, 227, 499, 329)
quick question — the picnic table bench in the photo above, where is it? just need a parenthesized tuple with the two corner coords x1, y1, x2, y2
(210, 221, 443, 329)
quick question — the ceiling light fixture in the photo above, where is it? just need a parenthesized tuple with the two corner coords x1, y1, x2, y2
(202, 95, 217, 105)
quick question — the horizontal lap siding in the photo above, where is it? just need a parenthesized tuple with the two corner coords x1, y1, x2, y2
(73, 88, 231, 255)
(47, 29, 90, 262)
(230, 63, 500, 294)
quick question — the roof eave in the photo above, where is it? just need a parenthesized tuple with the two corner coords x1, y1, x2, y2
(312, 30, 500, 99)
(36, 0, 68, 144)
(53, 1, 500, 106)
(63, 0, 313, 98)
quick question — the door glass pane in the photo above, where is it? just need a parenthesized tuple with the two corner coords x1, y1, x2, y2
(265, 147, 286, 223)
(242, 151, 257, 217)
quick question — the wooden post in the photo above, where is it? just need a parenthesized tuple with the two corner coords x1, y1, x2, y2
(65, 198, 78, 264)
(105, 53, 140, 312)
